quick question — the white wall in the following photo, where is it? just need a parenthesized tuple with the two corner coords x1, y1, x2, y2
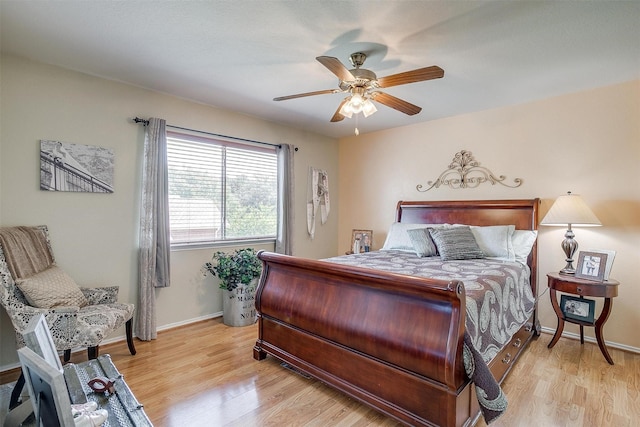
(0, 54, 340, 369)
(337, 79, 640, 351)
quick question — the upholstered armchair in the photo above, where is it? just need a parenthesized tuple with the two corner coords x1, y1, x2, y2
(0, 225, 136, 362)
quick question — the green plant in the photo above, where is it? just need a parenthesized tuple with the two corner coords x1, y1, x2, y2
(204, 248, 262, 291)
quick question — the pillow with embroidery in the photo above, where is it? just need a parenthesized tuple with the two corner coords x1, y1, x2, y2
(16, 265, 88, 308)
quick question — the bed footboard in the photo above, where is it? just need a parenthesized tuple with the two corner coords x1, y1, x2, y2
(253, 251, 473, 427)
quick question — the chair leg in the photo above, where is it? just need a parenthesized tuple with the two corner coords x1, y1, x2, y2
(64, 349, 71, 362)
(88, 346, 99, 360)
(9, 372, 25, 410)
(126, 318, 137, 355)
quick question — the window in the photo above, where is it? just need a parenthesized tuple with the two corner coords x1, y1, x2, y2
(166, 131, 277, 246)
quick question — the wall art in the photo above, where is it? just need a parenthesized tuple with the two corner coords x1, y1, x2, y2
(40, 139, 114, 193)
(416, 150, 522, 192)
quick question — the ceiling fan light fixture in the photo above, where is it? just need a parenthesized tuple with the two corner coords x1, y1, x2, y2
(362, 99, 377, 117)
(339, 97, 354, 118)
(339, 92, 377, 119)
(349, 93, 365, 113)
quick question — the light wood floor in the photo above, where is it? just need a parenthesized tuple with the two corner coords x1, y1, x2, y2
(2, 318, 639, 426)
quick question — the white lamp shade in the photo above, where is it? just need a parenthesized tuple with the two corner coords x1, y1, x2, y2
(540, 193, 601, 226)
(339, 94, 377, 119)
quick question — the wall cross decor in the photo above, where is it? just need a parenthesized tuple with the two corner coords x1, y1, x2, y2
(416, 150, 522, 192)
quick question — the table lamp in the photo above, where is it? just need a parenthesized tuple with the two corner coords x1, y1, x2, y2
(540, 191, 601, 274)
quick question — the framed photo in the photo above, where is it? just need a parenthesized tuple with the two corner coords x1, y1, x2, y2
(17, 346, 75, 426)
(575, 251, 608, 281)
(40, 139, 114, 193)
(560, 295, 595, 324)
(586, 249, 616, 281)
(351, 229, 373, 254)
(23, 314, 63, 372)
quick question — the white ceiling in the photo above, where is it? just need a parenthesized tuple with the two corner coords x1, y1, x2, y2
(1, 1, 639, 139)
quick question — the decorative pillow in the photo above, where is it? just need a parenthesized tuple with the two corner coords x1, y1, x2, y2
(512, 230, 538, 264)
(469, 225, 516, 261)
(407, 228, 438, 257)
(381, 222, 447, 252)
(429, 226, 485, 261)
(16, 265, 89, 308)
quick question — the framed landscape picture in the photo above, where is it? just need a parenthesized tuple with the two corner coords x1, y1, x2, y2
(40, 139, 114, 193)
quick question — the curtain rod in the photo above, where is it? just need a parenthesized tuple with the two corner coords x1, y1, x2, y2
(133, 117, 297, 151)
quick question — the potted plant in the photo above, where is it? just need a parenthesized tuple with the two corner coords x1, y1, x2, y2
(204, 248, 262, 327)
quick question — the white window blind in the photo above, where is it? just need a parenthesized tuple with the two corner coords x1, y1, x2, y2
(167, 132, 277, 245)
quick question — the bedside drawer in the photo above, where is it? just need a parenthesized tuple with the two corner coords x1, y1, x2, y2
(489, 324, 533, 383)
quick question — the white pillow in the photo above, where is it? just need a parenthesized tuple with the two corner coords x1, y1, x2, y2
(512, 230, 538, 264)
(381, 222, 447, 252)
(469, 225, 516, 261)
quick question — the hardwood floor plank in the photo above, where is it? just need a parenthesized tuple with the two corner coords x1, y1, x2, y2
(2, 318, 640, 426)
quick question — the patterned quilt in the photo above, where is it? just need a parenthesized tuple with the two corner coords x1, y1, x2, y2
(324, 250, 536, 363)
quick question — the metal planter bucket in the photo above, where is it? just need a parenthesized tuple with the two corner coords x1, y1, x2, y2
(222, 280, 257, 327)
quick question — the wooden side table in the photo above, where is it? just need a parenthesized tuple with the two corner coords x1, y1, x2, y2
(547, 272, 619, 364)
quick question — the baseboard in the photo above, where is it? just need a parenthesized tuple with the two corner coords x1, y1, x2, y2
(540, 326, 640, 354)
(156, 311, 222, 333)
(0, 312, 223, 374)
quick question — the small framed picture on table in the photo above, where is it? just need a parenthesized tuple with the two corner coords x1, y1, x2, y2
(575, 251, 608, 281)
(586, 249, 616, 281)
(560, 294, 596, 324)
(351, 229, 373, 254)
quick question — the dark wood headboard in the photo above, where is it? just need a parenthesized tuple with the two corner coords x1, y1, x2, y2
(396, 198, 540, 315)
(396, 199, 539, 230)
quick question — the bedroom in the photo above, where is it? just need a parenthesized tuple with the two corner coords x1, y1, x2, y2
(0, 1, 639, 425)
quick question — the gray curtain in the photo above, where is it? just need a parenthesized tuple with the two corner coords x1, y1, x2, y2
(276, 144, 294, 255)
(137, 117, 171, 341)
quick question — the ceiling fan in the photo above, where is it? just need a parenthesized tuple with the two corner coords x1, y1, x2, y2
(273, 52, 444, 123)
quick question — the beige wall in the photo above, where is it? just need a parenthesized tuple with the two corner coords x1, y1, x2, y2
(338, 79, 640, 351)
(0, 55, 340, 369)
(1, 53, 637, 370)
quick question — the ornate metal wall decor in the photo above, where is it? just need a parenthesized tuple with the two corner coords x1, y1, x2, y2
(416, 150, 522, 192)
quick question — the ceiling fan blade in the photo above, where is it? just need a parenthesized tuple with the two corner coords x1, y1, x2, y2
(371, 92, 422, 116)
(377, 66, 444, 88)
(273, 89, 338, 101)
(330, 99, 348, 122)
(316, 56, 356, 82)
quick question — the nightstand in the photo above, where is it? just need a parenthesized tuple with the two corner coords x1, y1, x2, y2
(547, 272, 619, 364)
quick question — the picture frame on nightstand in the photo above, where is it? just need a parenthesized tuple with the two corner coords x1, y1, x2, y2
(575, 251, 608, 281)
(586, 249, 616, 281)
(560, 294, 595, 324)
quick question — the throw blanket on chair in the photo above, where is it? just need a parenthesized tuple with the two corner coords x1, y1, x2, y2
(0, 226, 53, 279)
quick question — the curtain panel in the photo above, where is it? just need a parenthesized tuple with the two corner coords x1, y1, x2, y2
(276, 144, 294, 255)
(137, 117, 171, 341)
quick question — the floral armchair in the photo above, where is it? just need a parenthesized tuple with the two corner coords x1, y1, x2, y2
(0, 225, 136, 363)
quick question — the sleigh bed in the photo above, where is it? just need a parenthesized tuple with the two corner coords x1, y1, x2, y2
(253, 199, 541, 426)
